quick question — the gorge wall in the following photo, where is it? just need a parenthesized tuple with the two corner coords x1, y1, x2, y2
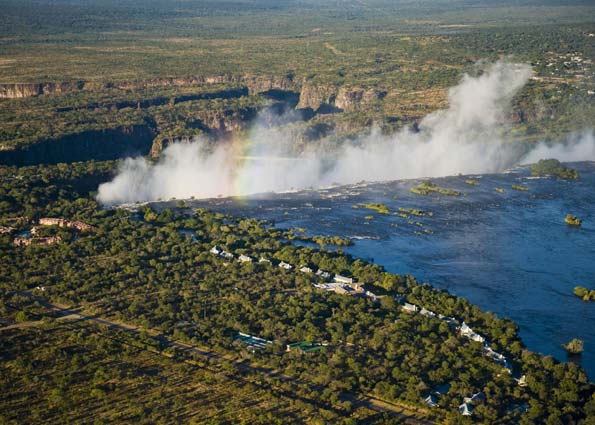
(0, 125, 156, 166)
(0, 74, 386, 114)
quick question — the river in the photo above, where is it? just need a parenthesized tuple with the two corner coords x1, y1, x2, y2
(182, 161, 595, 377)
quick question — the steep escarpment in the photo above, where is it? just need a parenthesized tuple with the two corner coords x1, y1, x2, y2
(296, 83, 339, 112)
(335, 87, 387, 112)
(0, 125, 156, 166)
(56, 87, 250, 113)
(0, 74, 394, 165)
(0, 81, 86, 98)
(109, 74, 299, 95)
(297, 83, 386, 113)
(0, 75, 385, 115)
(0, 77, 242, 99)
(150, 106, 261, 158)
(0, 74, 299, 99)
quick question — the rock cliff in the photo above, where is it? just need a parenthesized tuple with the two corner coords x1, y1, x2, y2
(296, 83, 339, 111)
(0, 81, 85, 98)
(0, 74, 395, 165)
(0, 124, 156, 166)
(0, 74, 387, 118)
(149, 106, 260, 158)
(335, 87, 387, 112)
(0, 74, 299, 99)
(296, 83, 386, 113)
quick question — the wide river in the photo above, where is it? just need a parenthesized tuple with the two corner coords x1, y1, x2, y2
(186, 162, 595, 377)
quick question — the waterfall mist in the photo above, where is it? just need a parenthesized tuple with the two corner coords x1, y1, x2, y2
(97, 61, 595, 205)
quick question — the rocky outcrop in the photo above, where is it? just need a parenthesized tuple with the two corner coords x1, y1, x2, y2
(56, 87, 250, 113)
(297, 83, 339, 111)
(0, 84, 41, 98)
(1, 74, 392, 164)
(0, 75, 386, 118)
(203, 107, 259, 133)
(241, 75, 298, 95)
(150, 106, 260, 158)
(113, 74, 299, 97)
(296, 83, 386, 113)
(150, 138, 172, 159)
(0, 74, 297, 99)
(0, 81, 85, 98)
(112, 75, 240, 91)
(0, 77, 241, 99)
(335, 87, 387, 112)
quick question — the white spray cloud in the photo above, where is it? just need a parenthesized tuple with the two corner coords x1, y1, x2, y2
(99, 142, 236, 202)
(97, 61, 595, 205)
(522, 130, 595, 164)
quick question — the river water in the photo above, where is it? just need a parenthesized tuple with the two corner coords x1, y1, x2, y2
(186, 162, 595, 377)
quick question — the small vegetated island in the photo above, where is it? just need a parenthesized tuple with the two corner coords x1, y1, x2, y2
(290, 228, 353, 247)
(356, 203, 391, 214)
(311, 235, 354, 247)
(398, 207, 426, 217)
(564, 338, 584, 355)
(511, 184, 529, 191)
(565, 214, 582, 226)
(410, 181, 462, 197)
(530, 159, 580, 180)
(574, 286, 595, 302)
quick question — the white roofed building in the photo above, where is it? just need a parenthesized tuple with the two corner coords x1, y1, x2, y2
(460, 322, 473, 336)
(424, 394, 439, 407)
(334, 274, 354, 284)
(515, 375, 527, 387)
(316, 269, 331, 280)
(460, 322, 485, 343)
(459, 403, 474, 416)
(221, 251, 234, 259)
(469, 333, 486, 344)
(464, 392, 486, 405)
(402, 303, 419, 313)
(420, 308, 436, 318)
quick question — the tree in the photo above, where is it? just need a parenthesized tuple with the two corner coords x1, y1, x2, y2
(15, 310, 29, 323)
